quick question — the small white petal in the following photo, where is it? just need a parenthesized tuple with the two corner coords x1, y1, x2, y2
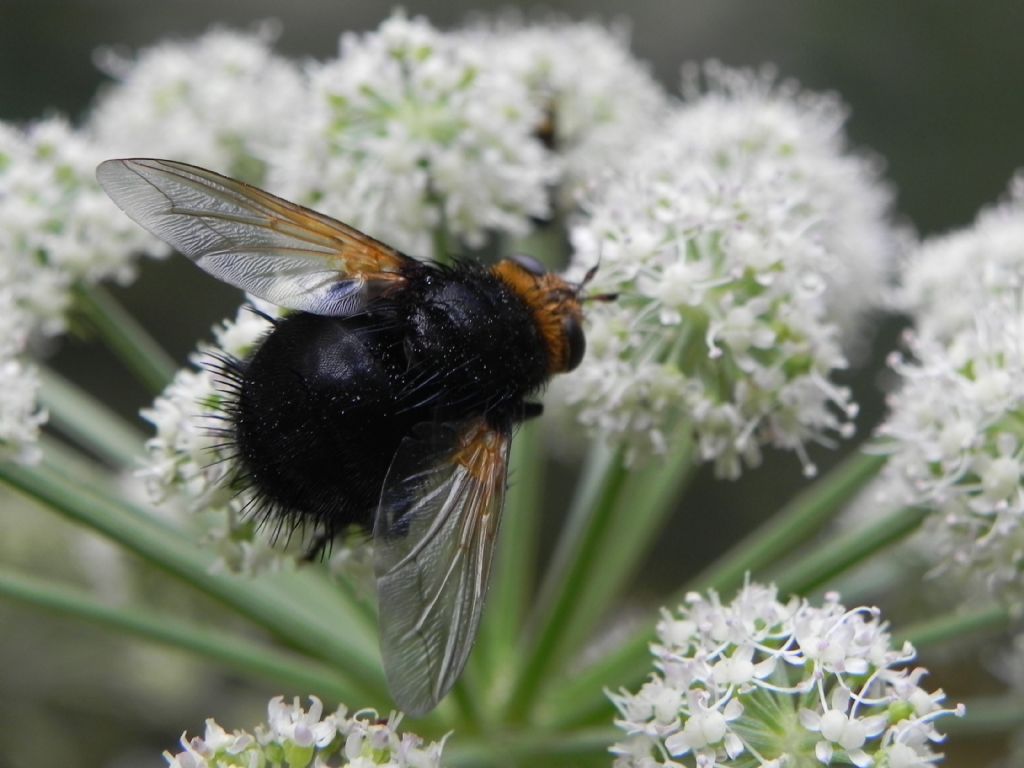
(799, 708, 822, 731)
(724, 731, 745, 759)
(664, 730, 693, 757)
(848, 748, 874, 767)
(816, 739, 834, 764)
(819, 710, 847, 742)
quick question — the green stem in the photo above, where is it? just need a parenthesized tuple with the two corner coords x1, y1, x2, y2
(72, 282, 178, 394)
(547, 432, 695, 682)
(432, 223, 452, 264)
(40, 435, 380, 669)
(0, 454, 387, 699)
(39, 435, 121, 492)
(477, 421, 543, 701)
(0, 569, 363, 703)
(539, 449, 892, 729)
(691, 451, 887, 594)
(899, 603, 1012, 649)
(449, 680, 481, 735)
(38, 366, 146, 468)
(503, 442, 626, 721)
(444, 727, 619, 767)
(769, 506, 928, 596)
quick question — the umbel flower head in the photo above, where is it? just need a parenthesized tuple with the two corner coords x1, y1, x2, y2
(877, 180, 1024, 604)
(460, 16, 670, 201)
(0, 349, 45, 465)
(876, 295, 1024, 604)
(0, 115, 163, 461)
(559, 66, 898, 476)
(0, 258, 43, 463)
(0, 116, 161, 335)
(164, 695, 445, 768)
(88, 24, 304, 183)
(269, 11, 555, 258)
(671, 63, 898, 350)
(611, 582, 962, 768)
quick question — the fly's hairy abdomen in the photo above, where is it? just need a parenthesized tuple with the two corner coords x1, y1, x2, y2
(227, 263, 549, 540)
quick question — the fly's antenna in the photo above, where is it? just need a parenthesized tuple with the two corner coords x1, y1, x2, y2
(579, 260, 601, 288)
(582, 289, 619, 304)
(576, 253, 618, 304)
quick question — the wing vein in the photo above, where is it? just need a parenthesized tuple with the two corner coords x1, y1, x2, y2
(385, 471, 466, 574)
(373, 420, 510, 715)
(96, 157, 412, 317)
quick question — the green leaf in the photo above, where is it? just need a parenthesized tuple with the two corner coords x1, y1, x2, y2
(38, 366, 146, 468)
(444, 726, 619, 767)
(72, 282, 178, 395)
(0, 568, 366, 703)
(502, 442, 626, 721)
(537, 448, 891, 729)
(691, 450, 887, 594)
(769, 506, 928, 596)
(899, 603, 1011, 649)
(476, 421, 543, 705)
(0, 454, 387, 701)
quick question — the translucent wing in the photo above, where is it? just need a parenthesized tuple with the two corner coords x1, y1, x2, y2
(96, 158, 414, 316)
(374, 418, 511, 716)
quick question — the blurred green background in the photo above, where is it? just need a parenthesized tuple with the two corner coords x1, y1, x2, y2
(2, 1, 1022, 766)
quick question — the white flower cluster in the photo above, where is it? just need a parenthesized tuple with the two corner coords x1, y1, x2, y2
(461, 17, 669, 201)
(561, 67, 898, 476)
(164, 696, 445, 768)
(88, 24, 304, 183)
(674, 64, 899, 350)
(0, 116, 163, 461)
(0, 117, 162, 334)
(82, 12, 671, 264)
(611, 582, 961, 768)
(0, 351, 45, 464)
(140, 301, 287, 574)
(877, 297, 1024, 602)
(0, 246, 42, 462)
(269, 12, 555, 258)
(875, 178, 1024, 603)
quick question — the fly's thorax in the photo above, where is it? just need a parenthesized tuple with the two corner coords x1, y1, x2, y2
(399, 263, 551, 405)
(491, 259, 585, 375)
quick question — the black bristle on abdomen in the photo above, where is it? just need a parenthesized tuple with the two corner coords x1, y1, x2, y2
(232, 312, 411, 545)
(202, 350, 301, 544)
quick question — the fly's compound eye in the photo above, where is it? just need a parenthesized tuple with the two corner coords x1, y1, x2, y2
(509, 253, 548, 277)
(563, 315, 586, 372)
